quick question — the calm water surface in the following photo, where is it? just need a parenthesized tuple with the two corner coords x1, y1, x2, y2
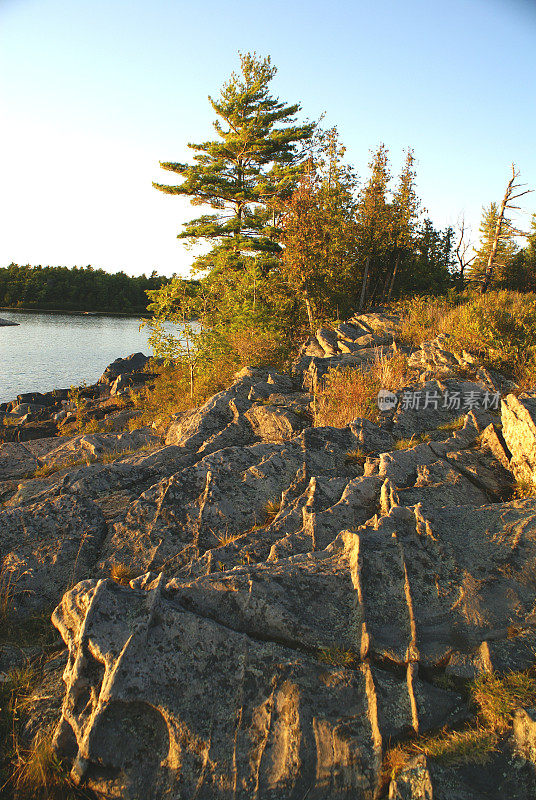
(0, 310, 155, 403)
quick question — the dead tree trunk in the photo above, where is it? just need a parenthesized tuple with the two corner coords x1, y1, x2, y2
(481, 164, 532, 293)
(455, 216, 475, 288)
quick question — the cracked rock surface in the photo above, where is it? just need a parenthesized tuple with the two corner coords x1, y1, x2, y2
(2, 312, 536, 798)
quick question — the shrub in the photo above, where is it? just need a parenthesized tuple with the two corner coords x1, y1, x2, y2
(134, 324, 296, 427)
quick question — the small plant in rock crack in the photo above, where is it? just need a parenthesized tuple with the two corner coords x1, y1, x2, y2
(437, 415, 466, 432)
(211, 528, 242, 547)
(318, 646, 359, 667)
(263, 499, 281, 523)
(344, 448, 370, 466)
(513, 478, 536, 499)
(393, 432, 431, 450)
(110, 562, 138, 586)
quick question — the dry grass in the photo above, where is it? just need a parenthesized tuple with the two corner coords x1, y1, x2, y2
(31, 458, 89, 479)
(345, 448, 370, 466)
(263, 499, 281, 523)
(314, 352, 411, 428)
(394, 290, 536, 384)
(471, 671, 536, 733)
(379, 745, 412, 795)
(412, 727, 497, 764)
(384, 665, 536, 788)
(437, 415, 466, 432)
(0, 564, 16, 629)
(393, 433, 431, 450)
(211, 529, 243, 547)
(101, 444, 152, 464)
(133, 326, 295, 428)
(0, 665, 89, 799)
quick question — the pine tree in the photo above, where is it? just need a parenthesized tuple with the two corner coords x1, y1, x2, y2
(401, 219, 454, 294)
(153, 52, 315, 273)
(469, 203, 518, 285)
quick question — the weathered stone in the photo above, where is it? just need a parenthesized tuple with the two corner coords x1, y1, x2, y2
(513, 707, 536, 763)
(389, 755, 433, 800)
(98, 352, 150, 385)
(316, 326, 340, 356)
(0, 493, 106, 616)
(244, 403, 306, 441)
(0, 441, 39, 479)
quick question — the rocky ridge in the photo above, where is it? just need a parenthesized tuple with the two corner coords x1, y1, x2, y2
(1, 312, 536, 798)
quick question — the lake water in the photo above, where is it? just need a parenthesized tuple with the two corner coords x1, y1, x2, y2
(0, 310, 156, 403)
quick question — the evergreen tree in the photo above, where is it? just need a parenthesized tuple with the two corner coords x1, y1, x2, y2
(399, 219, 454, 294)
(501, 213, 536, 291)
(469, 203, 518, 285)
(354, 143, 392, 307)
(386, 148, 421, 299)
(153, 52, 315, 274)
(279, 128, 359, 329)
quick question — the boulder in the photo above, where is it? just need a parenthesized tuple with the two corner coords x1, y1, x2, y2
(98, 352, 150, 385)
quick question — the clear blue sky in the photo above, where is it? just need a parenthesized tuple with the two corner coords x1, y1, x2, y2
(1, 0, 535, 277)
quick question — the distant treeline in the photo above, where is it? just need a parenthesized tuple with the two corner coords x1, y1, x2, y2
(0, 264, 189, 312)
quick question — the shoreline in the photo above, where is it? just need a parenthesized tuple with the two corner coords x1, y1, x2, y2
(0, 306, 150, 318)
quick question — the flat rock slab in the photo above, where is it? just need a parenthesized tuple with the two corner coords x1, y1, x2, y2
(53, 573, 383, 800)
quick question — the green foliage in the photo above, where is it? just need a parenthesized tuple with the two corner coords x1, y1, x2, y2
(469, 202, 519, 285)
(500, 213, 536, 292)
(0, 263, 173, 312)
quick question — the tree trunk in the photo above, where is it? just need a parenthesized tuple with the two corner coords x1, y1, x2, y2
(387, 254, 400, 301)
(304, 294, 315, 334)
(359, 256, 371, 311)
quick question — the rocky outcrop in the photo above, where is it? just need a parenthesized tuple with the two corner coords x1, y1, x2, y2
(0, 317, 19, 326)
(2, 311, 536, 799)
(502, 392, 536, 484)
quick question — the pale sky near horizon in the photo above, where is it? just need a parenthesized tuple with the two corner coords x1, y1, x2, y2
(1, 0, 535, 278)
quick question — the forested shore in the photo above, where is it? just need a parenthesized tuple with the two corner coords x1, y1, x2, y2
(0, 264, 185, 313)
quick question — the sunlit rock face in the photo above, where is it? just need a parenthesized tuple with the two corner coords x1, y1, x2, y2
(6, 311, 536, 799)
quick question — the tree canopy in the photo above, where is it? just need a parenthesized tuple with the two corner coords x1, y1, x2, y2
(153, 52, 315, 270)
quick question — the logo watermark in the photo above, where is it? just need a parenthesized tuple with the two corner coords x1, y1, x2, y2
(377, 389, 398, 412)
(377, 389, 501, 412)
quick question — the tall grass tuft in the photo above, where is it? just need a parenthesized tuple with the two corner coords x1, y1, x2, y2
(314, 352, 411, 428)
